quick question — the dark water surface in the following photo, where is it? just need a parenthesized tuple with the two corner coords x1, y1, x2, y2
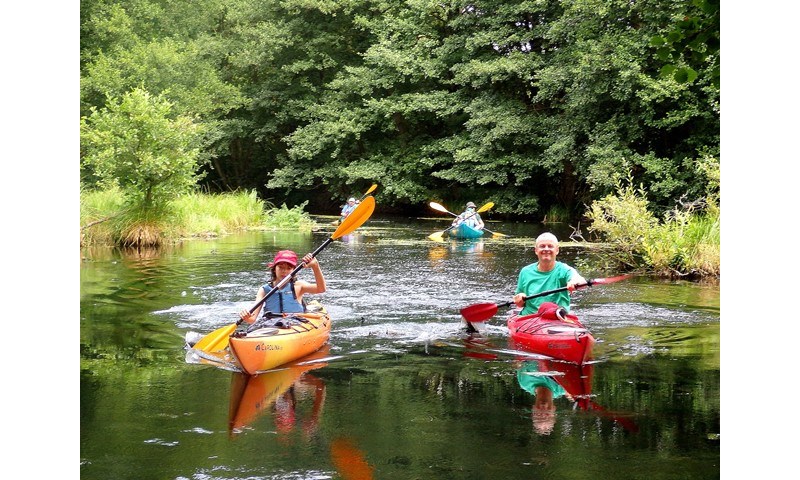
(80, 215, 720, 479)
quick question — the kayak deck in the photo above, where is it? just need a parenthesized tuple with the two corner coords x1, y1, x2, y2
(507, 307, 595, 364)
(228, 307, 331, 375)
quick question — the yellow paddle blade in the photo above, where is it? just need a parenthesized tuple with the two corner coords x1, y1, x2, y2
(429, 202, 452, 215)
(193, 323, 238, 353)
(428, 231, 445, 242)
(364, 184, 378, 196)
(489, 230, 507, 238)
(333, 196, 375, 239)
(477, 202, 494, 213)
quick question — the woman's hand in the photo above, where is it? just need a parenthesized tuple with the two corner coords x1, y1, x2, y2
(302, 253, 318, 268)
(239, 310, 255, 324)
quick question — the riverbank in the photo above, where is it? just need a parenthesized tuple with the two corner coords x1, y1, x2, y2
(80, 188, 316, 247)
(80, 187, 719, 279)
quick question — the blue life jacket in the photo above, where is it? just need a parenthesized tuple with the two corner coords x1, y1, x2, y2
(261, 279, 306, 316)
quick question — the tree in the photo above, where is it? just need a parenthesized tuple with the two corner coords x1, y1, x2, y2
(81, 87, 207, 210)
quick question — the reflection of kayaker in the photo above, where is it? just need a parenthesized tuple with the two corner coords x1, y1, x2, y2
(516, 360, 577, 435)
(516, 358, 638, 435)
(228, 346, 330, 437)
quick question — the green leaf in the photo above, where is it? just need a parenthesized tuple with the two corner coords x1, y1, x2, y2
(673, 67, 698, 83)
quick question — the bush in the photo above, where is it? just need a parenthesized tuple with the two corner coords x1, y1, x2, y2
(586, 182, 719, 278)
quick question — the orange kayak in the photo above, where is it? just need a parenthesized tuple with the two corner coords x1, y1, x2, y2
(228, 304, 331, 375)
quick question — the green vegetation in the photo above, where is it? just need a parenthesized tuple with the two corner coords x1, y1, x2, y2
(80, 0, 719, 217)
(80, 188, 316, 246)
(79, 0, 720, 278)
(585, 171, 719, 278)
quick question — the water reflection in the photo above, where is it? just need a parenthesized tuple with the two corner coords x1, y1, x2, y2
(80, 220, 718, 479)
(339, 233, 364, 245)
(227, 346, 331, 437)
(449, 239, 485, 255)
(516, 359, 591, 435)
(515, 358, 638, 435)
(330, 437, 375, 480)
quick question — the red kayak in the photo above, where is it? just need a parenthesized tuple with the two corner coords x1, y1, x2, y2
(507, 302, 595, 364)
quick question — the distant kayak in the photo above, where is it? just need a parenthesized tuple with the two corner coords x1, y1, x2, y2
(448, 223, 484, 239)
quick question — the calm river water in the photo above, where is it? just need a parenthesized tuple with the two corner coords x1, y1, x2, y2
(80, 214, 720, 479)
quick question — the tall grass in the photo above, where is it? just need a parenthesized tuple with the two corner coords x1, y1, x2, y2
(80, 188, 316, 247)
(585, 184, 720, 278)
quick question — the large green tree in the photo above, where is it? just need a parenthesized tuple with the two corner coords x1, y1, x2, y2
(80, 0, 720, 218)
(270, 0, 719, 216)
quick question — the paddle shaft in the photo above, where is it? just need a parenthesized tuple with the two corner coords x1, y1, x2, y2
(442, 209, 482, 233)
(497, 279, 596, 308)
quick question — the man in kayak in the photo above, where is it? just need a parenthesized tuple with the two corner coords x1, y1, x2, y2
(513, 232, 586, 314)
(238, 249, 327, 326)
(340, 197, 357, 222)
(451, 201, 485, 230)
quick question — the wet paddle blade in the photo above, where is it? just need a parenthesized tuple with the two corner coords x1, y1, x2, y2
(193, 323, 237, 353)
(460, 302, 500, 323)
(363, 184, 378, 197)
(429, 201, 452, 215)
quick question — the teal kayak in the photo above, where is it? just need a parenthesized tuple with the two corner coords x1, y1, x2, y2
(448, 223, 484, 239)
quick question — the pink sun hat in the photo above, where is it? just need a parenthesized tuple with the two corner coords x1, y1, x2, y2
(268, 250, 298, 268)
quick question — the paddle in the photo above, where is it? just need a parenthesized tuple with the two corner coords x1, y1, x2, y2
(335, 184, 378, 224)
(580, 399, 640, 433)
(194, 196, 377, 353)
(428, 201, 507, 238)
(459, 274, 634, 323)
(428, 202, 494, 241)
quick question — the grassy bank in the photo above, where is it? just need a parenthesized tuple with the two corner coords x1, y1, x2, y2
(80, 187, 316, 247)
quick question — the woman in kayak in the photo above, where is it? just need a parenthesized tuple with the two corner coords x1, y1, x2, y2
(513, 232, 586, 314)
(238, 249, 327, 325)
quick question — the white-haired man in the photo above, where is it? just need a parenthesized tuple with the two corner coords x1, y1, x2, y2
(513, 232, 587, 314)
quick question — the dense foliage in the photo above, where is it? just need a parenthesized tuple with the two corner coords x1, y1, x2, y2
(80, 0, 719, 219)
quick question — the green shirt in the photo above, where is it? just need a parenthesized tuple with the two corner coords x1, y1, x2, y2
(516, 361, 567, 398)
(515, 261, 578, 315)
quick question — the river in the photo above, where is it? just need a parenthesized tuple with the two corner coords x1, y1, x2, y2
(79, 214, 720, 479)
